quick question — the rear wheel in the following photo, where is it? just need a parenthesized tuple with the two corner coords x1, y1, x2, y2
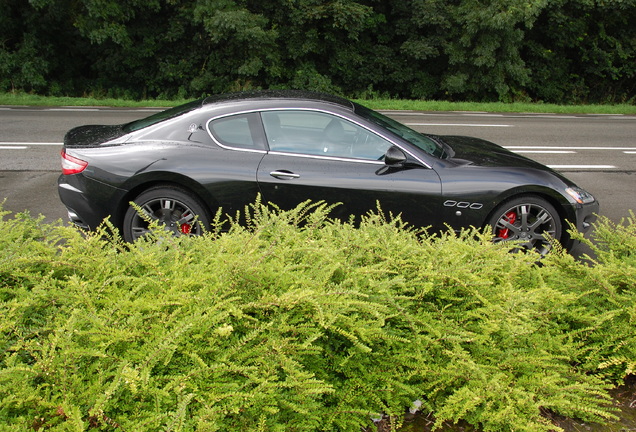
(123, 186, 210, 242)
(488, 196, 562, 254)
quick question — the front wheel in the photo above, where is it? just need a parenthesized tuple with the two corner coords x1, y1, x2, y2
(488, 196, 562, 254)
(123, 186, 210, 242)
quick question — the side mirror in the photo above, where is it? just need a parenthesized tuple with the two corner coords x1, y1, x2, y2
(384, 146, 407, 167)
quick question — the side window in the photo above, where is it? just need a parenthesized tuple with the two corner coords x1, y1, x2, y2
(261, 110, 392, 160)
(208, 113, 265, 150)
(349, 127, 394, 161)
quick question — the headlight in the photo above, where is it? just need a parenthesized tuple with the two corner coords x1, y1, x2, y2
(565, 187, 595, 204)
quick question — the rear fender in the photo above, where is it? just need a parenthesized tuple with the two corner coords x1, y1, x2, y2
(116, 172, 220, 229)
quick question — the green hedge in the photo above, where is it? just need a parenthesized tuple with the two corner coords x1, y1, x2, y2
(1, 202, 635, 431)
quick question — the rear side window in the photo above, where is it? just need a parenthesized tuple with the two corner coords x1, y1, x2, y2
(208, 113, 265, 150)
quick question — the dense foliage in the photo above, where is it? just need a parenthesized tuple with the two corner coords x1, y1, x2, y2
(1, 201, 635, 431)
(1, 0, 635, 103)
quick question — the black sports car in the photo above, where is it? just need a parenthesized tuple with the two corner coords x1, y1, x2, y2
(58, 90, 598, 252)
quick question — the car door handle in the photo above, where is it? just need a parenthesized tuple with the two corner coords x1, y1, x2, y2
(270, 170, 300, 180)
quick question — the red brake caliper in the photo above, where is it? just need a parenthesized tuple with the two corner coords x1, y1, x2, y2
(498, 211, 517, 239)
(180, 224, 192, 234)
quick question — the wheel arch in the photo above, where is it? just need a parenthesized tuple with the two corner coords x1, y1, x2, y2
(483, 187, 575, 243)
(114, 173, 219, 230)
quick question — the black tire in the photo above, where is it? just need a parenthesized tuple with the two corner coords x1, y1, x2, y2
(487, 196, 562, 254)
(123, 186, 210, 242)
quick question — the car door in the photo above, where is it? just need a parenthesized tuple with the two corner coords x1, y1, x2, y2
(256, 110, 444, 230)
(202, 112, 267, 215)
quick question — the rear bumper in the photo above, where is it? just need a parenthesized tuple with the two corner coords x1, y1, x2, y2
(58, 174, 125, 230)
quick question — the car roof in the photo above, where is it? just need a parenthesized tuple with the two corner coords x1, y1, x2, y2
(201, 90, 354, 111)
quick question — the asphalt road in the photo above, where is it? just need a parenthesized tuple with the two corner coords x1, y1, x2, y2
(1, 106, 635, 250)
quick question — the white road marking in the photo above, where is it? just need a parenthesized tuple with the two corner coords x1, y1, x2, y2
(47, 108, 101, 112)
(54, 106, 161, 112)
(406, 123, 513, 127)
(0, 107, 160, 113)
(0, 142, 64, 146)
(514, 150, 576, 154)
(0, 142, 628, 171)
(548, 165, 616, 169)
(505, 146, 636, 151)
(525, 115, 579, 119)
(459, 113, 503, 116)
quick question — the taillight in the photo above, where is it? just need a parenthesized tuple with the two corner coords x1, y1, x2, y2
(61, 150, 88, 175)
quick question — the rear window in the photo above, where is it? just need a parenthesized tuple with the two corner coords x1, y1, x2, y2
(123, 99, 204, 133)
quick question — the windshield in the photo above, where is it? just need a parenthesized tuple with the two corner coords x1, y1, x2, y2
(123, 99, 204, 133)
(354, 103, 446, 158)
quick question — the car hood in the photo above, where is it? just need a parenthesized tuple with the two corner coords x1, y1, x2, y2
(63, 124, 127, 148)
(438, 135, 547, 169)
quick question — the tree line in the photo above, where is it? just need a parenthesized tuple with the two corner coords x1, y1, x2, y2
(1, 0, 635, 103)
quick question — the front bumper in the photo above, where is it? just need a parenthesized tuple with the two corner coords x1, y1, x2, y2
(574, 200, 599, 234)
(562, 199, 599, 250)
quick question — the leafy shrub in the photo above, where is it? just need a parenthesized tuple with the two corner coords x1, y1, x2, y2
(0, 204, 634, 431)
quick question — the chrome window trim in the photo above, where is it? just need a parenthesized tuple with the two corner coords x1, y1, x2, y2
(205, 111, 267, 154)
(205, 107, 432, 168)
(267, 150, 386, 165)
